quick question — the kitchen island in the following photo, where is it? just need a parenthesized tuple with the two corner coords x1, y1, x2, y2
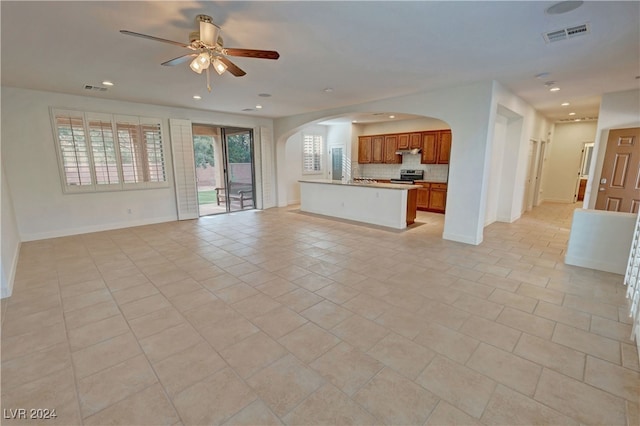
(299, 179, 420, 229)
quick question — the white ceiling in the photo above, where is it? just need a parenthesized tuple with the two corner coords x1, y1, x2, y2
(2, 1, 639, 122)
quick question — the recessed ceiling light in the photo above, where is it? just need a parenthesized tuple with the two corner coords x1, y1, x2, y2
(549, 87, 561, 92)
(389, 115, 395, 119)
(569, 112, 576, 116)
(574, 118, 581, 121)
(352, 120, 358, 123)
(561, 102, 570, 106)
(545, 1, 584, 15)
(258, 93, 272, 97)
(323, 88, 334, 93)
(102, 81, 114, 86)
(255, 105, 263, 109)
(193, 95, 201, 100)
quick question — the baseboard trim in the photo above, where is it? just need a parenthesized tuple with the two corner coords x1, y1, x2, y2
(442, 231, 482, 245)
(20, 216, 177, 242)
(564, 254, 626, 275)
(1, 241, 21, 299)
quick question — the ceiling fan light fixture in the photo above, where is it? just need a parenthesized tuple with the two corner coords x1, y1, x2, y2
(190, 52, 210, 74)
(212, 58, 228, 75)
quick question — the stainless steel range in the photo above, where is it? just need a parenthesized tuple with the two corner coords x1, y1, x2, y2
(390, 169, 424, 184)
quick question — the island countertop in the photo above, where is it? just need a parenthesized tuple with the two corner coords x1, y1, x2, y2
(298, 179, 418, 229)
(298, 179, 421, 190)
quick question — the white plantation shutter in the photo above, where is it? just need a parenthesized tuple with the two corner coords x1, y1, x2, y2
(53, 110, 94, 190)
(51, 108, 167, 192)
(140, 118, 166, 184)
(303, 134, 323, 173)
(260, 126, 276, 208)
(170, 118, 198, 220)
(87, 112, 119, 187)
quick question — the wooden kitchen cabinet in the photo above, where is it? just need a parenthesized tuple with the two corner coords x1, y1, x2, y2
(416, 182, 447, 213)
(358, 136, 372, 163)
(398, 133, 410, 150)
(438, 131, 452, 164)
(421, 130, 451, 165)
(428, 183, 447, 213)
(372, 136, 384, 163)
(383, 135, 402, 164)
(421, 132, 438, 164)
(359, 129, 451, 164)
(416, 183, 430, 209)
(410, 133, 423, 149)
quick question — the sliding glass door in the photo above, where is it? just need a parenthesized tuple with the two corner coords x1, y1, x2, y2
(192, 124, 255, 216)
(221, 128, 255, 213)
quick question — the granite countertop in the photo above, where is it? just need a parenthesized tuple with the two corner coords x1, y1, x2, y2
(299, 179, 421, 190)
(364, 177, 448, 184)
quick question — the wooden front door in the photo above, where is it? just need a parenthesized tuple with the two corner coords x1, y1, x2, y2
(595, 127, 640, 213)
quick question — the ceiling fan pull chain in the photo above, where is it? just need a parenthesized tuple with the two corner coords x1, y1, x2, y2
(206, 66, 211, 92)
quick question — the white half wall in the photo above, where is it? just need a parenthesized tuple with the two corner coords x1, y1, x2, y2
(1, 87, 273, 241)
(565, 209, 636, 274)
(586, 89, 640, 208)
(542, 121, 597, 203)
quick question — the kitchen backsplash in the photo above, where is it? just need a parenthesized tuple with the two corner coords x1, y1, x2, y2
(353, 155, 449, 182)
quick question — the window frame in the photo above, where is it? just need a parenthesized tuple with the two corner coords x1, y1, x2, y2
(302, 133, 324, 175)
(50, 108, 168, 193)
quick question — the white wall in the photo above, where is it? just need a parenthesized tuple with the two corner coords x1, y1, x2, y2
(1, 166, 21, 298)
(541, 121, 597, 203)
(488, 82, 553, 224)
(485, 115, 508, 225)
(586, 89, 640, 208)
(1, 87, 273, 241)
(284, 125, 328, 204)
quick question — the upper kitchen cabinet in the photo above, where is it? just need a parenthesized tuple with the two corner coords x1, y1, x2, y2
(371, 136, 385, 163)
(398, 134, 410, 150)
(410, 133, 423, 149)
(421, 132, 438, 164)
(358, 136, 372, 163)
(437, 131, 452, 164)
(383, 135, 402, 164)
(421, 130, 451, 164)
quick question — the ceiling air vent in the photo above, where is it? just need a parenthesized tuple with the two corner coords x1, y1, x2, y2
(83, 84, 108, 92)
(543, 23, 590, 43)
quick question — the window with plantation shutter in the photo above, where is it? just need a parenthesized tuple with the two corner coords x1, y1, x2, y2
(51, 108, 167, 193)
(88, 115, 119, 186)
(55, 112, 93, 187)
(302, 134, 323, 174)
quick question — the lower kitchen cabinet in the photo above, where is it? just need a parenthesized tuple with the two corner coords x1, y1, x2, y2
(417, 186, 430, 209)
(428, 183, 447, 213)
(416, 182, 447, 213)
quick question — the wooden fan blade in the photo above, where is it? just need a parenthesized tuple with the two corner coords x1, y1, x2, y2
(218, 57, 246, 77)
(224, 48, 280, 60)
(120, 30, 193, 49)
(162, 54, 197, 66)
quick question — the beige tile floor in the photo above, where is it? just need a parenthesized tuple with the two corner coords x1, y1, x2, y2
(1, 203, 638, 425)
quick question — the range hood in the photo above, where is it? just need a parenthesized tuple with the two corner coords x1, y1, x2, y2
(395, 148, 422, 155)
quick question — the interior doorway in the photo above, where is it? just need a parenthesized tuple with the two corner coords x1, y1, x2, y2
(575, 142, 594, 202)
(192, 124, 255, 216)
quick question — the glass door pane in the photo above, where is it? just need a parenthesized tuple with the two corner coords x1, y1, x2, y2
(222, 128, 255, 213)
(192, 124, 226, 216)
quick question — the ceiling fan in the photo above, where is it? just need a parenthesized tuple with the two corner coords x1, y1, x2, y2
(121, 14, 280, 92)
